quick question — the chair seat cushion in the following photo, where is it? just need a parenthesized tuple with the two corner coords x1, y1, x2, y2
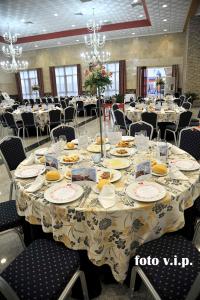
(1, 239, 80, 300)
(0, 200, 22, 232)
(135, 234, 200, 300)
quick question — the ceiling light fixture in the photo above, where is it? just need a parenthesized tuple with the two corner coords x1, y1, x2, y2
(163, 29, 167, 31)
(0, 29, 28, 73)
(162, 4, 168, 8)
(54, 13, 58, 16)
(132, 32, 135, 35)
(72, 24, 76, 27)
(35, 44, 38, 47)
(163, 19, 167, 21)
(139, 14, 143, 18)
(76, 39, 80, 42)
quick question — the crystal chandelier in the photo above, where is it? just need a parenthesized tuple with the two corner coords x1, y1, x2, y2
(81, 9, 111, 64)
(0, 31, 28, 73)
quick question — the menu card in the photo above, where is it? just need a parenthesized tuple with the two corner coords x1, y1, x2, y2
(71, 168, 97, 182)
(157, 143, 168, 163)
(135, 160, 151, 181)
(45, 155, 59, 170)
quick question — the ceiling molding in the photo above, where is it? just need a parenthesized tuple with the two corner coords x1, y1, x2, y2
(0, 0, 151, 44)
(184, 0, 200, 31)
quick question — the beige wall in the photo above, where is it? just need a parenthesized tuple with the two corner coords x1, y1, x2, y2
(0, 32, 186, 96)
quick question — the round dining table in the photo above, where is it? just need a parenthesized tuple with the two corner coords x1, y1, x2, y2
(125, 107, 185, 124)
(15, 140, 200, 282)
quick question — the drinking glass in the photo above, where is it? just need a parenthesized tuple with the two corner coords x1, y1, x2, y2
(59, 135, 66, 150)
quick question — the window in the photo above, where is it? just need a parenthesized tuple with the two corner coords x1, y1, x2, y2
(55, 65, 78, 97)
(104, 62, 119, 96)
(20, 69, 38, 99)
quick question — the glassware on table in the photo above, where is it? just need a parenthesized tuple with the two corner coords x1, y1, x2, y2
(59, 135, 66, 149)
(92, 153, 102, 165)
(98, 184, 116, 208)
(107, 131, 122, 146)
(78, 135, 88, 149)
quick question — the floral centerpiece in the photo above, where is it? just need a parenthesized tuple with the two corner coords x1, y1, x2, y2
(32, 84, 40, 91)
(155, 77, 165, 98)
(84, 64, 112, 157)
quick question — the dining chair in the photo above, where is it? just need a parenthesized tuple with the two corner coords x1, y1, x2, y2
(35, 98, 41, 105)
(0, 114, 8, 137)
(41, 97, 47, 104)
(164, 111, 192, 145)
(141, 112, 159, 138)
(190, 109, 200, 127)
(3, 112, 23, 136)
(178, 127, 200, 161)
(64, 106, 76, 125)
(61, 100, 67, 109)
(0, 230, 89, 300)
(129, 102, 135, 108)
(129, 121, 154, 140)
(48, 109, 62, 132)
(91, 99, 103, 117)
(130, 223, 200, 300)
(76, 100, 86, 118)
(173, 98, 182, 107)
(180, 95, 186, 105)
(5, 108, 13, 113)
(53, 97, 59, 104)
(21, 112, 40, 143)
(29, 98, 35, 106)
(12, 104, 19, 111)
(113, 109, 130, 133)
(50, 124, 75, 142)
(47, 97, 53, 104)
(182, 102, 192, 110)
(112, 103, 119, 111)
(0, 201, 22, 233)
(0, 136, 26, 200)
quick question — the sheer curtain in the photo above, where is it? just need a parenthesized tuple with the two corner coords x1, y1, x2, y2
(36, 68, 44, 97)
(136, 66, 147, 97)
(49, 66, 57, 96)
(119, 60, 126, 96)
(16, 69, 40, 99)
(172, 65, 179, 93)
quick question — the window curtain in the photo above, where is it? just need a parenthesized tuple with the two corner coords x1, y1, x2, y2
(15, 72, 23, 100)
(172, 64, 179, 93)
(49, 66, 57, 96)
(36, 68, 44, 97)
(136, 66, 147, 97)
(77, 64, 82, 95)
(119, 60, 126, 95)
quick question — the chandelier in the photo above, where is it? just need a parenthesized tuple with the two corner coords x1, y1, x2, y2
(0, 31, 28, 73)
(81, 9, 111, 64)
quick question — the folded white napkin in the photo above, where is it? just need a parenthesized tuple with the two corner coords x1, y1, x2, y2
(171, 146, 186, 155)
(168, 165, 188, 180)
(98, 185, 116, 208)
(21, 153, 35, 166)
(25, 175, 45, 193)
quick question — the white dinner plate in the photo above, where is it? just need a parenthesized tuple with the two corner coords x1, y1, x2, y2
(172, 159, 200, 171)
(126, 181, 166, 202)
(87, 144, 110, 153)
(59, 155, 81, 164)
(110, 148, 135, 157)
(97, 168, 121, 183)
(122, 136, 134, 142)
(34, 147, 49, 156)
(103, 158, 130, 170)
(44, 183, 84, 204)
(152, 169, 169, 177)
(64, 144, 78, 150)
(15, 164, 46, 179)
(46, 174, 64, 183)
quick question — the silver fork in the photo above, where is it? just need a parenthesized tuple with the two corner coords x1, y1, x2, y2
(79, 186, 91, 208)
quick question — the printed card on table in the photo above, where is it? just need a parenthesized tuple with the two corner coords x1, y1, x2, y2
(45, 155, 59, 170)
(71, 168, 97, 182)
(158, 144, 168, 162)
(135, 160, 151, 181)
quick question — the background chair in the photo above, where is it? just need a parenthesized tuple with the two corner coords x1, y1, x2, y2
(76, 100, 86, 118)
(3, 112, 23, 136)
(0, 232, 89, 300)
(129, 102, 135, 108)
(0, 136, 26, 199)
(190, 109, 200, 127)
(130, 224, 200, 300)
(141, 112, 159, 138)
(54, 97, 59, 104)
(29, 98, 35, 106)
(12, 104, 19, 111)
(61, 100, 67, 109)
(112, 103, 119, 111)
(173, 98, 181, 107)
(164, 111, 192, 144)
(182, 102, 192, 110)
(48, 109, 61, 132)
(91, 99, 103, 117)
(129, 121, 153, 139)
(41, 97, 47, 104)
(178, 127, 200, 160)
(64, 106, 76, 125)
(21, 112, 40, 143)
(113, 109, 130, 133)
(35, 98, 41, 105)
(47, 97, 53, 104)
(0, 114, 8, 137)
(50, 125, 75, 142)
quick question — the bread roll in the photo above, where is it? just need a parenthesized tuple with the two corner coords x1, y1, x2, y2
(45, 170, 60, 181)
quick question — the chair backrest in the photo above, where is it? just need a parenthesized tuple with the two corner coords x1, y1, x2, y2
(174, 98, 181, 107)
(49, 110, 61, 123)
(65, 98, 70, 107)
(178, 111, 192, 129)
(129, 121, 153, 139)
(76, 100, 84, 110)
(61, 100, 66, 109)
(4, 113, 16, 127)
(0, 136, 26, 174)
(178, 127, 200, 160)
(54, 97, 59, 104)
(113, 109, 126, 129)
(29, 99, 35, 105)
(35, 98, 41, 105)
(141, 112, 157, 129)
(21, 112, 35, 127)
(41, 98, 47, 104)
(112, 103, 118, 111)
(12, 104, 19, 111)
(47, 97, 53, 104)
(64, 107, 75, 123)
(182, 102, 191, 110)
(50, 125, 75, 142)
(129, 102, 135, 108)
(5, 108, 13, 113)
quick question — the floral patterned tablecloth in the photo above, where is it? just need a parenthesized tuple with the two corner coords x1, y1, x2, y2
(125, 108, 184, 123)
(15, 143, 200, 282)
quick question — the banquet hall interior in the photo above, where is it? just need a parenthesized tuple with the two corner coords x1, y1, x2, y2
(0, 0, 200, 299)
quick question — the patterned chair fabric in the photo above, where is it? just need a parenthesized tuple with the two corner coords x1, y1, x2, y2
(51, 125, 75, 142)
(182, 102, 191, 110)
(141, 112, 157, 129)
(21, 112, 37, 127)
(1, 239, 80, 300)
(0, 136, 26, 171)
(0, 200, 22, 232)
(179, 128, 200, 160)
(113, 109, 128, 130)
(49, 110, 61, 126)
(64, 107, 76, 123)
(129, 121, 153, 139)
(135, 234, 200, 300)
(174, 98, 181, 106)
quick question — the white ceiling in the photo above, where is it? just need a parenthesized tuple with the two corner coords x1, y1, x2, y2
(0, 0, 192, 51)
